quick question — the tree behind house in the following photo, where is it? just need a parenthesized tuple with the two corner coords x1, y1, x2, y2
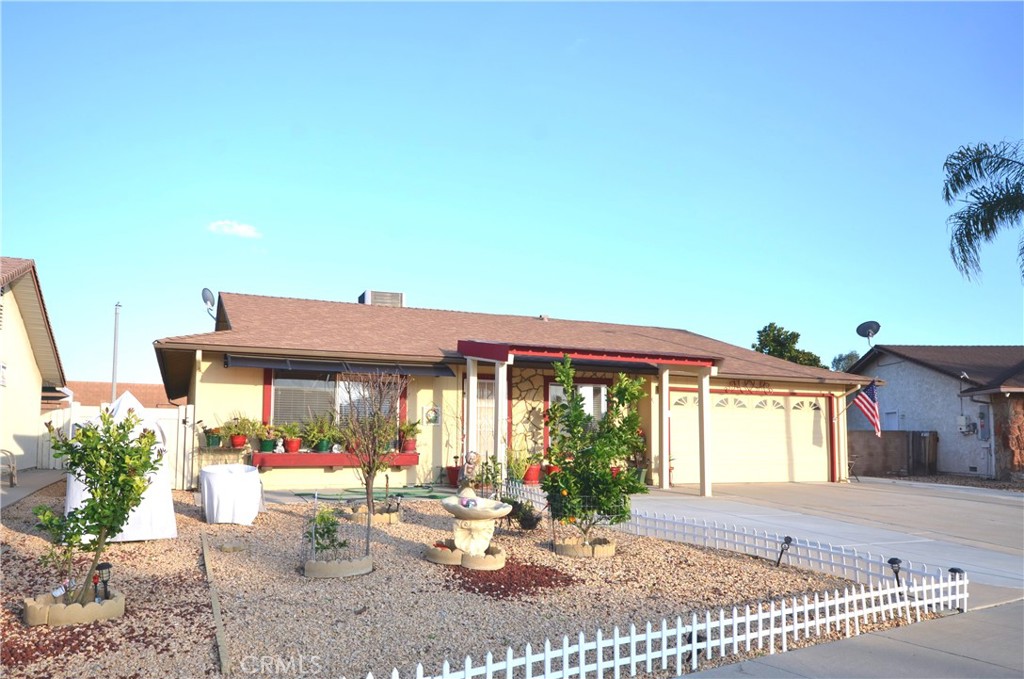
(752, 322, 824, 368)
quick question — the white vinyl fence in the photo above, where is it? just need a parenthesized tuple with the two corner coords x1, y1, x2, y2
(39, 403, 196, 490)
(351, 481, 970, 679)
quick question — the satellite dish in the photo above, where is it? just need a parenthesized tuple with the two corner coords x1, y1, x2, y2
(856, 320, 881, 346)
(201, 288, 217, 320)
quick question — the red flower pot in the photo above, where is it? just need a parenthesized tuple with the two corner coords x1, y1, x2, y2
(401, 438, 417, 453)
(445, 466, 461, 487)
(611, 466, 622, 478)
(522, 463, 542, 486)
(283, 437, 302, 453)
(230, 434, 248, 449)
(546, 464, 561, 476)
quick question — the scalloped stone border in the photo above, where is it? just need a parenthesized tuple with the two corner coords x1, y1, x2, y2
(303, 556, 374, 578)
(423, 540, 506, 570)
(23, 590, 126, 627)
(340, 511, 401, 527)
(553, 537, 617, 559)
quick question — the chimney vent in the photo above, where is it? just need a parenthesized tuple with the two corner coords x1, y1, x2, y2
(359, 290, 404, 307)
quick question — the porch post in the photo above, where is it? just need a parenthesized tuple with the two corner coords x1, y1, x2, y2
(466, 358, 478, 454)
(494, 359, 510, 471)
(697, 367, 713, 497)
(659, 366, 671, 489)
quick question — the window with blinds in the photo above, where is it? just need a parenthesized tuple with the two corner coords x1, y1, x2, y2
(271, 372, 336, 424)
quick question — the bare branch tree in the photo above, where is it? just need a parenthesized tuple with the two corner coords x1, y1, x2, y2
(338, 371, 411, 555)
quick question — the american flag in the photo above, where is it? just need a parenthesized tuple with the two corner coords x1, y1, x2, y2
(854, 381, 881, 437)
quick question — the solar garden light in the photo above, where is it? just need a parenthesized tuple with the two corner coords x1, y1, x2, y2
(93, 573, 101, 603)
(97, 562, 112, 600)
(949, 567, 966, 612)
(775, 536, 793, 567)
(887, 557, 902, 587)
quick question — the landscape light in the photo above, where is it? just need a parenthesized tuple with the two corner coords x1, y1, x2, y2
(887, 557, 902, 587)
(775, 536, 793, 567)
(97, 562, 112, 600)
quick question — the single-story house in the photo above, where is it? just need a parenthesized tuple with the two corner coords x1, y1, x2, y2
(154, 291, 871, 495)
(0, 257, 67, 470)
(847, 345, 1024, 480)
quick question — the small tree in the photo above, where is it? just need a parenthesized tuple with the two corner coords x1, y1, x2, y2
(541, 356, 647, 544)
(34, 409, 160, 605)
(338, 371, 411, 555)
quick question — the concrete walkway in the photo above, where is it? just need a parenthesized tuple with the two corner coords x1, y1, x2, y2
(0, 468, 64, 510)
(628, 480, 1023, 678)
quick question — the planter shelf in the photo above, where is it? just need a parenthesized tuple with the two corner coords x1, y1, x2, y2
(23, 590, 125, 627)
(251, 452, 419, 470)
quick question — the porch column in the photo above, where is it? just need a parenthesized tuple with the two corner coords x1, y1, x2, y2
(697, 367, 713, 497)
(466, 358, 478, 454)
(494, 359, 510, 471)
(659, 365, 671, 489)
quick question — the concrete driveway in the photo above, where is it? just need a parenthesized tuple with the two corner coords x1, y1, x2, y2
(631, 477, 1024, 593)
(634, 479, 1024, 679)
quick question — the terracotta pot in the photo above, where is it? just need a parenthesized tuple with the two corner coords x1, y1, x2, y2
(522, 463, 542, 486)
(611, 466, 622, 478)
(283, 438, 302, 453)
(546, 464, 561, 476)
(230, 434, 247, 449)
(401, 437, 417, 453)
(445, 466, 461, 487)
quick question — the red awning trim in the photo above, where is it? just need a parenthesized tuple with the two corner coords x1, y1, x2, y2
(457, 339, 716, 368)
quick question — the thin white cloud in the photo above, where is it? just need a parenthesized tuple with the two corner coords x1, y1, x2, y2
(208, 220, 262, 239)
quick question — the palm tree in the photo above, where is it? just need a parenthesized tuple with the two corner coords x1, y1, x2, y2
(942, 140, 1024, 282)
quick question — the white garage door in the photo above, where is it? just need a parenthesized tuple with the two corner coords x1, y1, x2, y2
(670, 393, 829, 484)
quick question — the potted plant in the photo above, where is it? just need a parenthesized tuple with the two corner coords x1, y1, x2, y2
(258, 424, 278, 452)
(303, 413, 338, 453)
(201, 425, 222, 449)
(522, 452, 543, 485)
(222, 416, 261, 449)
(301, 501, 371, 578)
(277, 422, 302, 452)
(507, 449, 529, 482)
(398, 419, 421, 453)
(445, 454, 461, 487)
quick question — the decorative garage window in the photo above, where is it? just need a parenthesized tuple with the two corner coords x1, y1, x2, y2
(755, 399, 785, 410)
(792, 400, 822, 411)
(674, 396, 689, 407)
(733, 398, 747, 408)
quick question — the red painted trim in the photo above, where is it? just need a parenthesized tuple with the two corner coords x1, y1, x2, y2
(262, 369, 273, 423)
(457, 340, 511, 363)
(828, 395, 838, 483)
(510, 347, 714, 367)
(669, 386, 834, 398)
(251, 452, 419, 470)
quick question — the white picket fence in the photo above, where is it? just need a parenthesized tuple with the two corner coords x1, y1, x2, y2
(348, 481, 970, 679)
(363, 576, 966, 679)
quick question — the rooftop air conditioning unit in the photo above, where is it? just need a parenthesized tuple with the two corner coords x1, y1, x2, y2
(358, 290, 404, 307)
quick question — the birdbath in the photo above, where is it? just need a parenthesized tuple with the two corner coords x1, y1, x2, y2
(424, 488, 513, 571)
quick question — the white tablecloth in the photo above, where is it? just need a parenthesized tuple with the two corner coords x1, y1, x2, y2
(200, 464, 262, 525)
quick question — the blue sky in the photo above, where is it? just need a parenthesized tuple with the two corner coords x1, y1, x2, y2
(3, 2, 1022, 385)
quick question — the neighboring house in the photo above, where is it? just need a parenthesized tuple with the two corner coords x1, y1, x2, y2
(847, 345, 1024, 479)
(0, 257, 66, 470)
(153, 291, 870, 494)
(41, 381, 183, 411)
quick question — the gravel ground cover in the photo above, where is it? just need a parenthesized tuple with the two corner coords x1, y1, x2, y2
(2, 483, 926, 679)
(870, 473, 1024, 493)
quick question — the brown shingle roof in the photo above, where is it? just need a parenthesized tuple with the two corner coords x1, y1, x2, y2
(156, 292, 865, 389)
(46, 381, 184, 409)
(1, 257, 65, 387)
(850, 345, 1024, 394)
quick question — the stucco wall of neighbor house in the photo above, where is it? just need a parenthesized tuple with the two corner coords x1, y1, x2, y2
(0, 288, 43, 469)
(849, 356, 995, 476)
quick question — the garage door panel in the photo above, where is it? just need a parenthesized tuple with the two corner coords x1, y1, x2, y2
(670, 393, 828, 484)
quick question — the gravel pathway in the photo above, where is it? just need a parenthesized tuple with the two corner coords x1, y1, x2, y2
(2, 484, 922, 679)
